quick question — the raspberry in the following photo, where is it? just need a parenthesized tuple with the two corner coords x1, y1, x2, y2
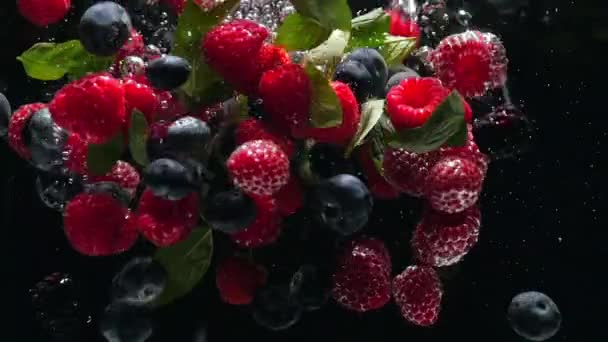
(227, 140, 290, 197)
(389, 10, 421, 45)
(8, 103, 46, 159)
(123, 78, 158, 124)
(274, 175, 304, 216)
(392, 266, 443, 326)
(63, 134, 88, 174)
(386, 77, 450, 130)
(216, 256, 267, 305)
(50, 74, 126, 143)
(115, 30, 145, 65)
(89, 161, 141, 197)
(293, 82, 360, 146)
(235, 118, 295, 158)
(440, 125, 489, 175)
(63, 193, 137, 256)
(357, 145, 399, 200)
(425, 155, 484, 214)
(331, 238, 391, 312)
(230, 196, 282, 248)
(17, 0, 71, 27)
(429, 30, 508, 97)
(259, 63, 312, 131)
(256, 44, 291, 76)
(135, 190, 199, 247)
(155, 90, 187, 121)
(412, 206, 481, 267)
(202, 20, 269, 95)
(383, 148, 440, 197)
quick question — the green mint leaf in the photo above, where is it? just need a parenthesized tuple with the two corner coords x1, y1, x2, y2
(378, 34, 417, 66)
(345, 99, 385, 156)
(173, 0, 239, 104)
(87, 132, 125, 176)
(128, 110, 150, 166)
(17, 40, 112, 81)
(276, 13, 331, 51)
(348, 8, 390, 51)
(304, 63, 343, 128)
(154, 226, 213, 306)
(307, 29, 351, 68)
(290, 0, 352, 31)
(351, 8, 390, 29)
(387, 91, 467, 153)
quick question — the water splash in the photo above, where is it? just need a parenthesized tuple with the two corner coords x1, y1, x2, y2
(226, 0, 295, 33)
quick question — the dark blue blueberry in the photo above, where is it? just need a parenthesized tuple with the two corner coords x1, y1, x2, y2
(35, 173, 84, 212)
(310, 174, 373, 236)
(508, 291, 561, 341)
(146, 55, 191, 90)
(79, 2, 133, 57)
(334, 60, 374, 103)
(99, 304, 153, 342)
(385, 68, 420, 95)
(166, 116, 211, 158)
(0, 92, 10, 138)
(251, 284, 302, 331)
(143, 158, 202, 201)
(26, 108, 68, 172)
(289, 265, 330, 312)
(343, 48, 388, 98)
(205, 189, 256, 233)
(111, 257, 167, 306)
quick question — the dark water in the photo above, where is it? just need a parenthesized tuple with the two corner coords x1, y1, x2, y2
(1, 0, 606, 340)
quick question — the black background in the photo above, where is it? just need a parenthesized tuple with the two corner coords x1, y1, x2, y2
(1, 0, 606, 341)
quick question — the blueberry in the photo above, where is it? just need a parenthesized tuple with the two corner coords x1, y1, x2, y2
(385, 68, 420, 95)
(26, 108, 68, 172)
(0, 92, 10, 138)
(144, 158, 202, 201)
(343, 48, 388, 98)
(166, 116, 211, 158)
(508, 291, 561, 341)
(310, 174, 373, 236)
(205, 189, 257, 233)
(35, 174, 83, 212)
(79, 2, 133, 57)
(334, 60, 374, 103)
(99, 304, 153, 342)
(289, 265, 330, 311)
(146, 55, 191, 90)
(251, 284, 302, 331)
(111, 257, 167, 306)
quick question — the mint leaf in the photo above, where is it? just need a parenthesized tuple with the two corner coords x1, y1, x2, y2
(345, 99, 385, 156)
(348, 8, 390, 50)
(307, 29, 351, 69)
(304, 63, 343, 128)
(276, 13, 331, 51)
(128, 110, 149, 166)
(173, 0, 239, 103)
(17, 40, 112, 81)
(378, 35, 417, 66)
(290, 0, 352, 31)
(154, 226, 213, 306)
(351, 8, 390, 30)
(387, 91, 467, 153)
(87, 132, 125, 176)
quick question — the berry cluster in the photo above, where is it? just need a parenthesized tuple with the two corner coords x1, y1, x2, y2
(4, 0, 540, 339)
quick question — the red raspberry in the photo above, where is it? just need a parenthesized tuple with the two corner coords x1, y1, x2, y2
(8, 103, 46, 159)
(17, 0, 71, 27)
(63, 193, 137, 256)
(235, 118, 295, 158)
(50, 74, 126, 143)
(357, 145, 399, 200)
(331, 238, 391, 312)
(202, 20, 269, 95)
(256, 44, 291, 75)
(440, 125, 489, 175)
(162, 0, 186, 14)
(123, 78, 158, 123)
(135, 190, 199, 247)
(389, 10, 421, 45)
(230, 196, 282, 248)
(383, 148, 440, 197)
(155, 91, 187, 121)
(115, 30, 145, 65)
(386, 77, 450, 130)
(63, 134, 88, 174)
(292, 81, 360, 146)
(429, 30, 508, 97)
(425, 155, 484, 214)
(227, 140, 290, 197)
(88, 161, 141, 197)
(392, 265, 443, 326)
(216, 256, 268, 305)
(412, 206, 481, 267)
(274, 175, 304, 216)
(259, 63, 312, 131)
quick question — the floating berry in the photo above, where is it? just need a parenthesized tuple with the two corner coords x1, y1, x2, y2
(386, 77, 450, 130)
(146, 55, 192, 91)
(112, 257, 167, 306)
(252, 283, 303, 331)
(143, 158, 201, 201)
(389, 10, 422, 45)
(235, 118, 296, 158)
(7, 103, 46, 159)
(0, 92, 10, 138)
(205, 189, 257, 234)
(18, 0, 71, 27)
(89, 161, 141, 197)
(383, 148, 440, 197)
(115, 30, 145, 65)
(216, 256, 267, 305)
(230, 196, 282, 248)
(508, 291, 562, 341)
(393, 265, 443, 326)
(123, 78, 158, 124)
(79, 2, 133, 57)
